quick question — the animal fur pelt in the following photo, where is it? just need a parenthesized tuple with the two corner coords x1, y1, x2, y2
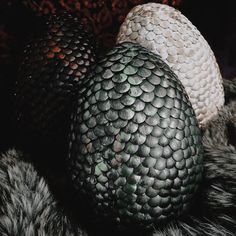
(1, 80, 236, 235)
(0, 149, 87, 236)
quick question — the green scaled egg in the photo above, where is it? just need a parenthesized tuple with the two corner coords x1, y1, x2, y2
(68, 42, 203, 228)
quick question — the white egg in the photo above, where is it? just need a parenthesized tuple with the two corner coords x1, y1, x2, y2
(117, 3, 224, 127)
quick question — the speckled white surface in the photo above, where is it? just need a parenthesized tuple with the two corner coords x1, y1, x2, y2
(117, 3, 224, 127)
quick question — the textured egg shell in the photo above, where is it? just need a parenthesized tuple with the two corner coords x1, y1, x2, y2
(68, 42, 203, 228)
(117, 3, 224, 128)
(15, 14, 97, 141)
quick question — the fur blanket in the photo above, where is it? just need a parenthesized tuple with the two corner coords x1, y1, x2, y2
(0, 149, 87, 236)
(1, 79, 236, 235)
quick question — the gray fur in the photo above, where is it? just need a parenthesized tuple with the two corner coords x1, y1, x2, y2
(223, 78, 236, 99)
(153, 218, 235, 236)
(202, 100, 236, 211)
(0, 149, 87, 236)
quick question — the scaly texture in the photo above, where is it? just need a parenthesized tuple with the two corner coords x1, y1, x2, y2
(68, 42, 203, 228)
(0, 149, 87, 236)
(117, 3, 224, 128)
(15, 13, 97, 142)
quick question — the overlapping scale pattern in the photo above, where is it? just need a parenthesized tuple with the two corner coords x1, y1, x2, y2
(15, 14, 97, 140)
(117, 3, 224, 128)
(69, 42, 203, 227)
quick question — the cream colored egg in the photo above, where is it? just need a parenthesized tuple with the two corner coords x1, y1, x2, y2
(117, 3, 224, 127)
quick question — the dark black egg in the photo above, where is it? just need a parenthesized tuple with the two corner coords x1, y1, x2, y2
(15, 13, 97, 143)
(68, 42, 203, 228)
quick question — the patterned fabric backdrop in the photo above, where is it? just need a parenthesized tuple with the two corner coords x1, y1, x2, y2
(21, 0, 181, 50)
